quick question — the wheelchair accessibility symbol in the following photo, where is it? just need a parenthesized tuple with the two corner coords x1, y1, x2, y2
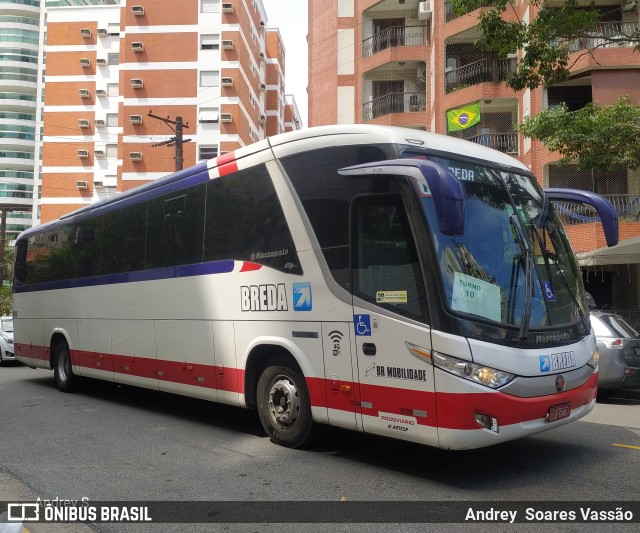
(354, 314, 371, 336)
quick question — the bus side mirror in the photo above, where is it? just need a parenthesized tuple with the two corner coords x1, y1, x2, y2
(338, 159, 465, 236)
(544, 188, 619, 247)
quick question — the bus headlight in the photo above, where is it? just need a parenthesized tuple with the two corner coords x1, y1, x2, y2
(432, 352, 515, 389)
(587, 350, 599, 372)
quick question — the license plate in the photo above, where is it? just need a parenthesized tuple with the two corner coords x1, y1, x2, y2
(547, 402, 571, 423)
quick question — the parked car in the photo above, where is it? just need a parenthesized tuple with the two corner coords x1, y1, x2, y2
(0, 316, 14, 364)
(590, 311, 640, 398)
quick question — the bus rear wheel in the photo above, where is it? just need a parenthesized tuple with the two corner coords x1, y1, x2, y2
(257, 359, 313, 448)
(53, 341, 78, 393)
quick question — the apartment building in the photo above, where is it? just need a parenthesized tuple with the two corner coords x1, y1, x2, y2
(0, 0, 42, 240)
(308, 0, 640, 314)
(40, 0, 300, 223)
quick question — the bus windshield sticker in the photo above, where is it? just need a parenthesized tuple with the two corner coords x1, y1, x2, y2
(293, 282, 312, 311)
(376, 290, 408, 304)
(451, 272, 501, 322)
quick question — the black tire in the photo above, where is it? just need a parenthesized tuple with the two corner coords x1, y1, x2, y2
(596, 388, 617, 400)
(53, 341, 78, 393)
(256, 358, 314, 448)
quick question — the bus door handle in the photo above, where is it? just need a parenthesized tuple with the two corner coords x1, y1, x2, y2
(362, 343, 377, 356)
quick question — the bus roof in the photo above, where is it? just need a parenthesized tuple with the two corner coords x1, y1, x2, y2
(20, 125, 530, 240)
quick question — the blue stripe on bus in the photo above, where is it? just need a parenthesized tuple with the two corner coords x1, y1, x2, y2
(13, 259, 236, 293)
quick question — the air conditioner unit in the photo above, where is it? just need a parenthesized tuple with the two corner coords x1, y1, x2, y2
(76, 180, 89, 189)
(258, 82, 267, 92)
(131, 41, 144, 52)
(129, 114, 143, 124)
(418, 1, 433, 20)
(220, 113, 233, 122)
(96, 57, 108, 66)
(78, 119, 90, 128)
(222, 40, 234, 50)
(132, 5, 144, 15)
(94, 119, 106, 127)
(80, 28, 92, 37)
(97, 28, 108, 36)
(221, 77, 233, 86)
(130, 78, 144, 88)
(129, 151, 143, 161)
(95, 88, 107, 97)
(258, 52, 265, 60)
(77, 150, 89, 159)
(79, 58, 91, 67)
(78, 89, 91, 98)
(94, 149, 105, 157)
(259, 20, 265, 27)
(222, 3, 233, 13)
(259, 114, 266, 124)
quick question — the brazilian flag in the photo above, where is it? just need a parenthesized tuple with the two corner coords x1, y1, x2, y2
(447, 102, 481, 131)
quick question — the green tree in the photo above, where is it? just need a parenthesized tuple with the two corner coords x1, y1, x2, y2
(450, 0, 640, 169)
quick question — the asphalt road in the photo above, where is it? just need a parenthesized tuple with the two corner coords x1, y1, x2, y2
(0, 362, 638, 533)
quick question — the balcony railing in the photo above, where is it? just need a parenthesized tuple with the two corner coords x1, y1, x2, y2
(568, 22, 640, 51)
(465, 132, 518, 155)
(362, 92, 426, 121)
(445, 57, 517, 93)
(445, 1, 493, 23)
(362, 25, 427, 58)
(553, 194, 640, 224)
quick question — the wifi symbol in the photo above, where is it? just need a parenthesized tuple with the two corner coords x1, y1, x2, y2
(329, 330, 344, 356)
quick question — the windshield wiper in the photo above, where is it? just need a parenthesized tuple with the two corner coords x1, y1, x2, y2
(529, 223, 590, 335)
(509, 214, 534, 341)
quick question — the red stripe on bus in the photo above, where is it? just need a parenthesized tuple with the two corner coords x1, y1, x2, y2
(29, 344, 598, 431)
(239, 262, 262, 272)
(216, 152, 238, 177)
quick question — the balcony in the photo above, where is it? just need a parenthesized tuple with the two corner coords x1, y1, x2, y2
(465, 131, 518, 155)
(445, 57, 517, 93)
(568, 22, 640, 51)
(362, 92, 426, 121)
(362, 25, 428, 57)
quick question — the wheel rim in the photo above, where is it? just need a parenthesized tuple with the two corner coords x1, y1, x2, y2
(267, 374, 300, 428)
(57, 350, 70, 382)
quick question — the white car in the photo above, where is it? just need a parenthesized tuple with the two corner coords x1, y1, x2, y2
(0, 316, 14, 364)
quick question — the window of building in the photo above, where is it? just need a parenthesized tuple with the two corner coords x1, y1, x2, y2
(198, 108, 219, 123)
(107, 83, 119, 96)
(200, 70, 219, 87)
(199, 145, 218, 160)
(106, 113, 118, 127)
(201, 0, 220, 13)
(106, 144, 118, 158)
(107, 53, 119, 65)
(201, 34, 219, 50)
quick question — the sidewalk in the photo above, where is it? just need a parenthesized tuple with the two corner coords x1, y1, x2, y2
(0, 471, 95, 533)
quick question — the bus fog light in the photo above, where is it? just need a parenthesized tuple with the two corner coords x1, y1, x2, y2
(433, 352, 515, 389)
(474, 413, 499, 433)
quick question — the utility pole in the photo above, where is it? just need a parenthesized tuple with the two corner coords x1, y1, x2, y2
(147, 112, 191, 172)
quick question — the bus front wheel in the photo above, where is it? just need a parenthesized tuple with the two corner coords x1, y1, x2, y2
(257, 359, 313, 448)
(53, 341, 78, 393)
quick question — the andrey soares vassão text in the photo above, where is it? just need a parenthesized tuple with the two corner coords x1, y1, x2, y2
(465, 506, 635, 523)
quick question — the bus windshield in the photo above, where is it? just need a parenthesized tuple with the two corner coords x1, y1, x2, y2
(414, 154, 587, 333)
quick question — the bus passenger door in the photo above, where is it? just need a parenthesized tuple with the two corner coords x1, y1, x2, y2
(350, 193, 438, 445)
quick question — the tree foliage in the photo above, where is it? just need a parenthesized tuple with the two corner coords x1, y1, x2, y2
(520, 96, 640, 170)
(449, 1, 639, 90)
(449, 0, 640, 170)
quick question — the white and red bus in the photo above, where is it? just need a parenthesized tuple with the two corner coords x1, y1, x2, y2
(13, 125, 618, 450)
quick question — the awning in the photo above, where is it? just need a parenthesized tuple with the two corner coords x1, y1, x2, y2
(576, 236, 640, 267)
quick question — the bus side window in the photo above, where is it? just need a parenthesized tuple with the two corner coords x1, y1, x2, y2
(281, 144, 389, 290)
(351, 193, 428, 323)
(203, 164, 301, 274)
